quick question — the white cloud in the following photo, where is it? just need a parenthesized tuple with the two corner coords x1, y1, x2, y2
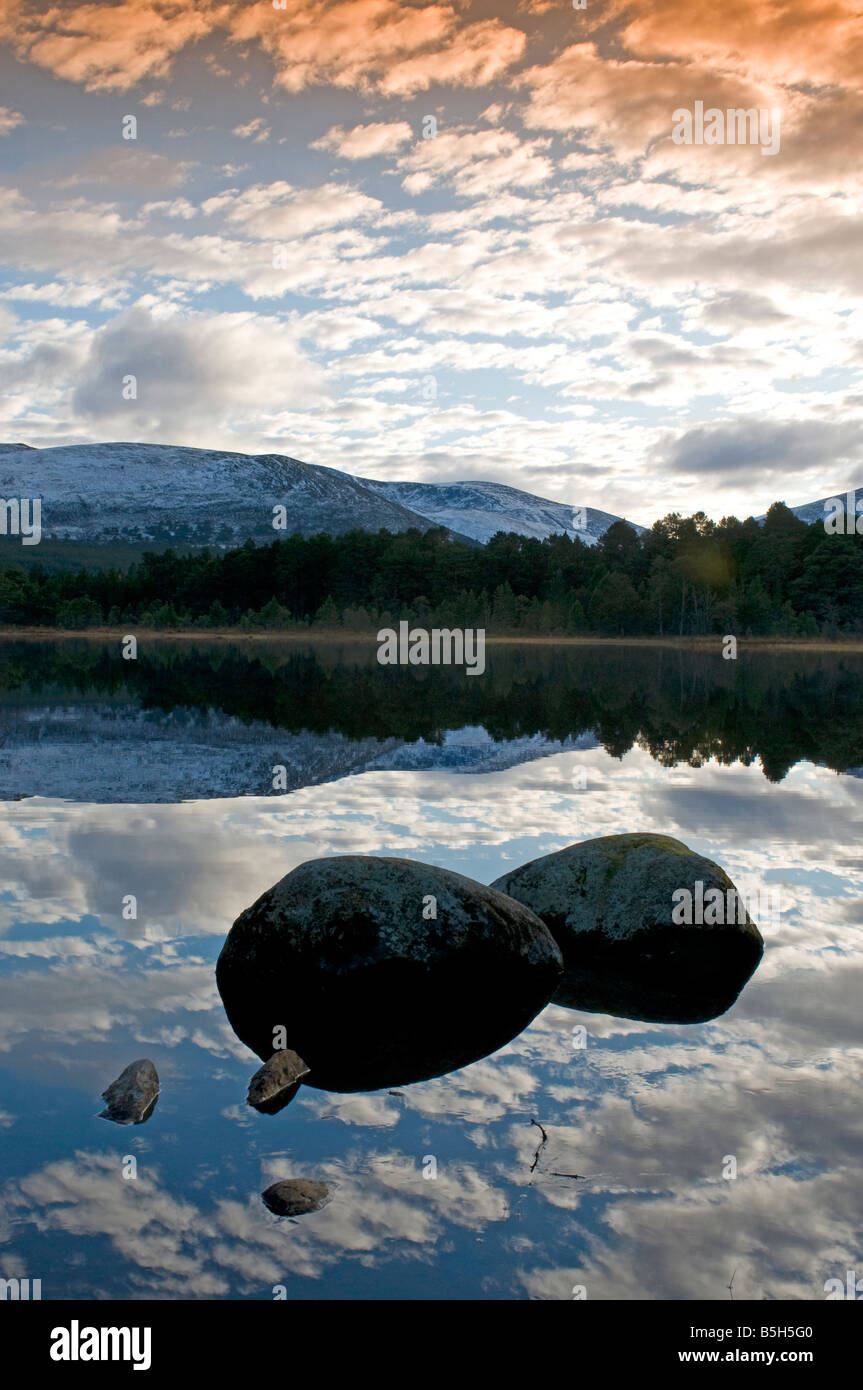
(232, 117, 269, 142)
(0, 106, 23, 135)
(312, 121, 414, 160)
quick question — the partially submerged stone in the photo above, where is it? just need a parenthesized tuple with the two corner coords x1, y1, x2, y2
(262, 1179, 331, 1217)
(216, 855, 562, 1091)
(492, 833, 764, 1024)
(100, 1059, 160, 1125)
(247, 1049, 310, 1114)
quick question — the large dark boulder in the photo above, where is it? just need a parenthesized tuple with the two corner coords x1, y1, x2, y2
(492, 833, 764, 1024)
(216, 855, 563, 1091)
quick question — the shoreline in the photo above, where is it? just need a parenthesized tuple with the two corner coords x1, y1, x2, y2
(1, 628, 863, 652)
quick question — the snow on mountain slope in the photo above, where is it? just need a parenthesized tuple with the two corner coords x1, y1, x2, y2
(0, 442, 455, 544)
(2, 441, 855, 548)
(756, 487, 863, 527)
(352, 476, 646, 545)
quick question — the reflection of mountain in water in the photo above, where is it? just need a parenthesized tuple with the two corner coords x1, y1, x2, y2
(0, 704, 593, 802)
(2, 638, 862, 800)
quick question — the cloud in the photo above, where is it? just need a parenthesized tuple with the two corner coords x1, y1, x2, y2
(70, 304, 327, 441)
(615, 0, 863, 91)
(52, 148, 194, 190)
(233, 117, 270, 143)
(0, 0, 526, 98)
(398, 127, 553, 198)
(696, 291, 791, 332)
(658, 418, 863, 480)
(230, 0, 526, 96)
(0, 0, 217, 92)
(201, 179, 385, 239)
(519, 42, 766, 156)
(312, 121, 414, 160)
(520, 34, 863, 196)
(0, 106, 23, 135)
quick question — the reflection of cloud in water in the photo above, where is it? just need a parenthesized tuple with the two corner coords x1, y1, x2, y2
(1, 1147, 509, 1295)
(0, 959, 217, 1054)
(518, 1167, 862, 1301)
(1, 751, 861, 945)
(0, 748, 861, 1297)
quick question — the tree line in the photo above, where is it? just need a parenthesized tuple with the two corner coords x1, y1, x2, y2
(0, 503, 861, 635)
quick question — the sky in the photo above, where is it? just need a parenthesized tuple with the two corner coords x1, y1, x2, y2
(0, 0, 861, 524)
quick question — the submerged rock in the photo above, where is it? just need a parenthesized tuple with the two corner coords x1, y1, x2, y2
(100, 1059, 160, 1125)
(492, 833, 764, 1024)
(216, 855, 562, 1091)
(247, 1049, 310, 1114)
(262, 1179, 331, 1217)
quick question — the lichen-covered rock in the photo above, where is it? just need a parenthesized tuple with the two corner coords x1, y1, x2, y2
(100, 1059, 159, 1125)
(216, 855, 563, 1091)
(492, 833, 764, 1024)
(247, 1049, 310, 1114)
(262, 1179, 331, 1217)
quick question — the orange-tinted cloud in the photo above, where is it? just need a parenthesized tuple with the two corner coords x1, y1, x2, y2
(519, 42, 779, 154)
(230, 0, 526, 95)
(0, 0, 526, 95)
(0, 1, 223, 92)
(614, 0, 863, 92)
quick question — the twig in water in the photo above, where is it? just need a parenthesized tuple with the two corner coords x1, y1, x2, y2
(529, 1117, 548, 1173)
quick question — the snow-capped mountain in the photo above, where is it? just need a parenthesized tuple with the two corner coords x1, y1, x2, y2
(756, 487, 863, 527)
(354, 476, 645, 545)
(0, 441, 641, 549)
(0, 442, 456, 545)
(5, 438, 850, 550)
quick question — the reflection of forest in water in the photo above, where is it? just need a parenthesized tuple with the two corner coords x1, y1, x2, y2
(2, 640, 862, 782)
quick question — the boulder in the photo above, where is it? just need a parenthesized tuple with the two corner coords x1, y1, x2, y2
(247, 1049, 310, 1114)
(261, 1179, 330, 1217)
(492, 833, 764, 1024)
(100, 1059, 159, 1125)
(216, 855, 563, 1091)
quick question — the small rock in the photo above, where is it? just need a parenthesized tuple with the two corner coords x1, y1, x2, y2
(247, 1049, 310, 1114)
(100, 1059, 159, 1126)
(262, 1179, 331, 1217)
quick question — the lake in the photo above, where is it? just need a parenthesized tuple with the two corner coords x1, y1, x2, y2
(1, 638, 862, 1300)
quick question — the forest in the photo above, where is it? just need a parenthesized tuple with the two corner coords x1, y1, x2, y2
(0, 502, 861, 636)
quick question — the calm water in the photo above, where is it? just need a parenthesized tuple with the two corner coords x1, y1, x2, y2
(1, 640, 862, 1300)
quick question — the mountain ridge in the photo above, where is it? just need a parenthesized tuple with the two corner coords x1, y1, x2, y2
(0, 440, 856, 549)
(351, 474, 646, 545)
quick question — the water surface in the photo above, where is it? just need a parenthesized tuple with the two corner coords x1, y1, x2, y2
(1, 640, 861, 1299)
